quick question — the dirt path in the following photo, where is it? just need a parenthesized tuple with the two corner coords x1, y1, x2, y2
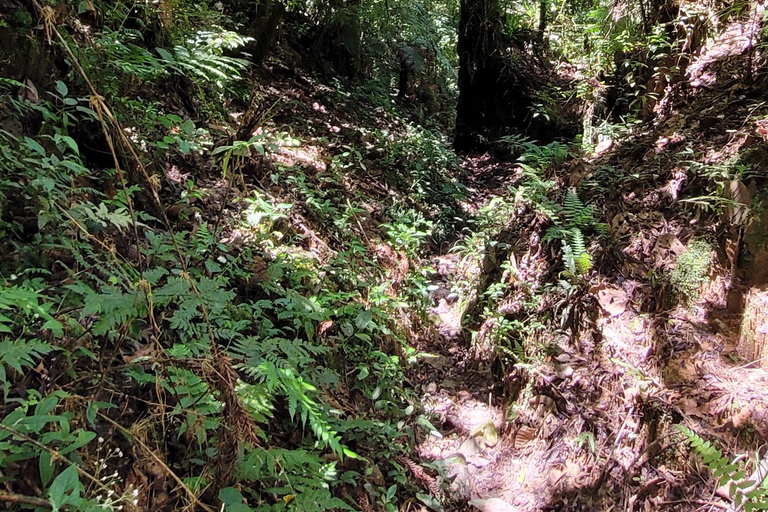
(408, 147, 768, 511)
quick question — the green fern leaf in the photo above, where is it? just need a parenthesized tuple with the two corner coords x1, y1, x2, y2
(0, 338, 54, 380)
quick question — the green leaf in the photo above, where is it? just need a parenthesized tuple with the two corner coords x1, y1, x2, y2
(59, 430, 96, 455)
(58, 136, 79, 155)
(43, 318, 64, 337)
(179, 140, 191, 154)
(417, 493, 445, 512)
(181, 119, 195, 136)
(75, 106, 98, 119)
(86, 403, 98, 427)
(219, 487, 245, 506)
(24, 137, 46, 156)
(55, 81, 68, 97)
(205, 259, 222, 273)
(340, 322, 354, 337)
(40, 452, 55, 486)
(48, 465, 81, 512)
(59, 160, 88, 174)
(355, 310, 373, 330)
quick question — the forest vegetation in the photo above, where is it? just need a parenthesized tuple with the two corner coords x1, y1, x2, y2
(2, 0, 768, 510)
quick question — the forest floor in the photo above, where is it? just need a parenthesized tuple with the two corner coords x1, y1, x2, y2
(6, 4, 768, 512)
(395, 7, 768, 511)
(175, 10, 768, 508)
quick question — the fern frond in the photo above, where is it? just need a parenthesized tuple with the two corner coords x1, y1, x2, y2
(677, 425, 768, 507)
(0, 338, 54, 386)
(82, 285, 148, 335)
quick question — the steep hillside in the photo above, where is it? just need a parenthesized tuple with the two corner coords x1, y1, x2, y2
(4, 0, 768, 511)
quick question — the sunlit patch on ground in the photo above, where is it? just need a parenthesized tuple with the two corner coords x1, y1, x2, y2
(267, 140, 327, 172)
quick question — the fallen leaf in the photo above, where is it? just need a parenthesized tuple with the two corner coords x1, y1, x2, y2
(466, 455, 491, 468)
(458, 437, 482, 458)
(514, 426, 537, 449)
(469, 498, 518, 512)
(592, 285, 629, 316)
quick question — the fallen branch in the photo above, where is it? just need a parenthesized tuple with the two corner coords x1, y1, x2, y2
(0, 491, 52, 508)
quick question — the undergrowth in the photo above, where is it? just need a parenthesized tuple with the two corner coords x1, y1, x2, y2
(0, 3, 463, 510)
(678, 426, 768, 511)
(669, 239, 712, 305)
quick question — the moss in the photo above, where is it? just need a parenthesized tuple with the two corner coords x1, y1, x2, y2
(11, 10, 33, 28)
(669, 240, 712, 304)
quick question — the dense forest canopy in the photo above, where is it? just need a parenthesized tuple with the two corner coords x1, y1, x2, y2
(3, 0, 768, 510)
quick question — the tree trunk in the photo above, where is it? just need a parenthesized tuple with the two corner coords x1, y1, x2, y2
(538, 0, 547, 40)
(454, 0, 505, 150)
(252, 0, 286, 66)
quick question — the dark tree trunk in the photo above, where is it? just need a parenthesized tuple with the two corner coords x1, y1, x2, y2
(311, 0, 363, 77)
(252, 0, 286, 66)
(398, 54, 409, 98)
(537, 0, 547, 40)
(454, 0, 506, 150)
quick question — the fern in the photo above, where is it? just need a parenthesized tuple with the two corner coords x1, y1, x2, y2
(563, 190, 594, 228)
(677, 425, 768, 510)
(0, 338, 54, 391)
(156, 45, 248, 84)
(257, 360, 349, 458)
(82, 285, 148, 336)
(544, 190, 598, 278)
(235, 447, 353, 511)
(0, 285, 63, 336)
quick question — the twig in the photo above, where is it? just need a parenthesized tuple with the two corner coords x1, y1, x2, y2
(96, 412, 216, 512)
(0, 423, 109, 492)
(655, 500, 728, 510)
(0, 491, 52, 508)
